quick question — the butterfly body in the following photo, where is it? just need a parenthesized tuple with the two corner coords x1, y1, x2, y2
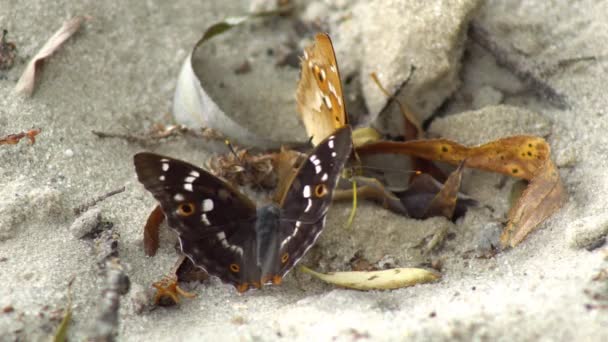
(134, 126, 352, 292)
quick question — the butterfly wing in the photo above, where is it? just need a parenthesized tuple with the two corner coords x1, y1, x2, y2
(134, 153, 262, 290)
(261, 126, 353, 278)
(296, 33, 348, 146)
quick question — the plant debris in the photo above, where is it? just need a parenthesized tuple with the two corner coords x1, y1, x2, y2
(205, 147, 279, 189)
(92, 124, 226, 146)
(143, 204, 164, 257)
(357, 135, 565, 247)
(73, 186, 125, 216)
(301, 266, 440, 291)
(152, 256, 197, 307)
(52, 278, 75, 342)
(0, 128, 41, 145)
(15, 15, 90, 97)
(0, 29, 17, 70)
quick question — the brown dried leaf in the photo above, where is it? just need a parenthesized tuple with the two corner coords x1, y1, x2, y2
(0, 128, 41, 145)
(500, 159, 565, 247)
(423, 161, 465, 220)
(143, 205, 164, 257)
(357, 136, 549, 180)
(15, 15, 90, 96)
(396, 173, 476, 220)
(357, 136, 565, 246)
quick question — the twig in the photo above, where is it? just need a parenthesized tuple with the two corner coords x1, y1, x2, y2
(0, 128, 41, 145)
(92, 124, 226, 146)
(74, 187, 125, 216)
(87, 228, 130, 342)
(468, 22, 569, 109)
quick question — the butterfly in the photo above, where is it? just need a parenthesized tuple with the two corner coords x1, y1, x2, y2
(296, 33, 348, 146)
(134, 125, 352, 293)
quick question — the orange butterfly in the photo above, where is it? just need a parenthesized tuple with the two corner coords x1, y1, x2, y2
(296, 33, 348, 146)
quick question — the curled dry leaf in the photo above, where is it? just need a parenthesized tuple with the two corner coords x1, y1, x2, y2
(357, 136, 549, 180)
(143, 205, 164, 257)
(357, 136, 565, 247)
(0, 128, 41, 145)
(501, 159, 565, 247)
(301, 266, 440, 291)
(15, 16, 90, 96)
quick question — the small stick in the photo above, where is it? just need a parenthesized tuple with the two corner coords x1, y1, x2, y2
(92, 125, 226, 146)
(87, 228, 130, 341)
(0, 128, 41, 145)
(74, 186, 125, 216)
(468, 22, 569, 109)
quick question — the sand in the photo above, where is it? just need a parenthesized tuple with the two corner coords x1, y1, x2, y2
(1, 0, 607, 340)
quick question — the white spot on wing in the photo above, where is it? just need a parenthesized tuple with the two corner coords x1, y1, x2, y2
(173, 193, 184, 202)
(160, 158, 169, 162)
(322, 94, 332, 109)
(315, 165, 322, 174)
(201, 213, 210, 225)
(330, 65, 337, 73)
(159, 175, 165, 181)
(331, 152, 337, 157)
(185, 176, 196, 183)
(304, 198, 312, 212)
(162, 163, 169, 171)
(321, 173, 328, 182)
(303, 50, 308, 60)
(216, 231, 226, 240)
(328, 139, 334, 149)
(280, 236, 291, 248)
(202, 199, 214, 212)
(184, 183, 193, 192)
(189, 170, 200, 177)
(303, 185, 311, 198)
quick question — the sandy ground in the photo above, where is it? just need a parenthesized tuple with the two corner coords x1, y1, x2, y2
(1, 0, 607, 341)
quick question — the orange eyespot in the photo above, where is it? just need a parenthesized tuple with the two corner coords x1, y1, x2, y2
(281, 253, 289, 263)
(314, 184, 328, 198)
(177, 202, 195, 216)
(230, 263, 240, 273)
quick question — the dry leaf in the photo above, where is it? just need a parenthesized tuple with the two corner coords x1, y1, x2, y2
(423, 161, 465, 219)
(357, 136, 549, 180)
(143, 205, 164, 257)
(357, 135, 565, 246)
(397, 172, 476, 220)
(301, 266, 440, 290)
(0, 128, 41, 145)
(500, 159, 565, 247)
(15, 16, 90, 96)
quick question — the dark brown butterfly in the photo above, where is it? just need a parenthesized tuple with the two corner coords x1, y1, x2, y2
(134, 126, 352, 292)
